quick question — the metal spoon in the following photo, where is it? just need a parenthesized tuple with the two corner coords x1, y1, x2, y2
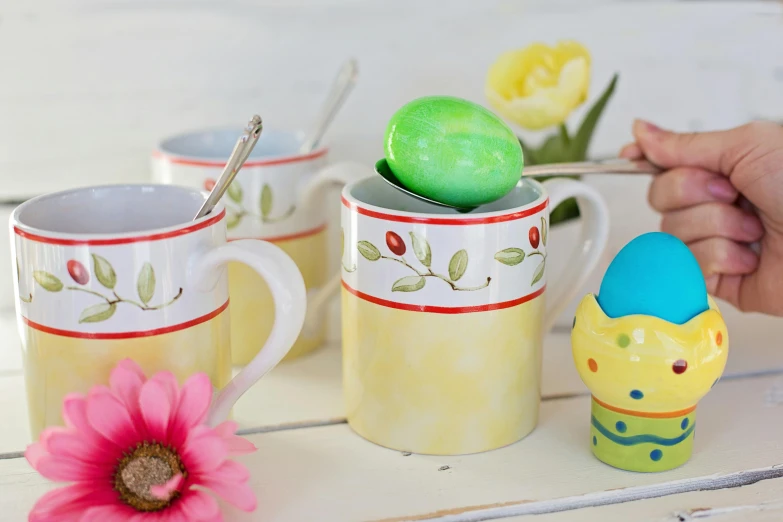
(298, 59, 359, 154)
(194, 115, 264, 220)
(376, 158, 663, 213)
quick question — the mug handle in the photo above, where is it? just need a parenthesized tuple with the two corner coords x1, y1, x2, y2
(540, 178, 610, 331)
(190, 239, 307, 425)
(297, 161, 372, 337)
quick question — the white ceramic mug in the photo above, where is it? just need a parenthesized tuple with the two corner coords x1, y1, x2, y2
(11, 184, 306, 439)
(152, 128, 369, 363)
(341, 174, 610, 455)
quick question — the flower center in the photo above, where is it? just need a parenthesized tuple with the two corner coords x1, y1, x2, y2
(114, 442, 186, 512)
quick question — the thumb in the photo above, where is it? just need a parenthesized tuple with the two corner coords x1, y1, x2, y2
(632, 119, 747, 175)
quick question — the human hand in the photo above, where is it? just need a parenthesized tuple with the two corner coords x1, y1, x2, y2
(619, 119, 783, 316)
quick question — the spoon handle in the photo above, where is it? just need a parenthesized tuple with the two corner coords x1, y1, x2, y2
(193, 115, 263, 220)
(523, 158, 662, 177)
(298, 59, 359, 154)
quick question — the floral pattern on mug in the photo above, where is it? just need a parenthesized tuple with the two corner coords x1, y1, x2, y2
(30, 254, 182, 323)
(357, 231, 491, 293)
(494, 216, 549, 286)
(206, 178, 296, 229)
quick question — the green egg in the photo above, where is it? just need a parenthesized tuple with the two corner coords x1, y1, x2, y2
(384, 96, 523, 208)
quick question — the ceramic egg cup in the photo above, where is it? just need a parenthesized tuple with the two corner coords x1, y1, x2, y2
(571, 294, 728, 472)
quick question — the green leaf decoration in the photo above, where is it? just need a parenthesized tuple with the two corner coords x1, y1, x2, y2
(391, 275, 426, 292)
(91, 254, 117, 289)
(531, 260, 546, 285)
(79, 302, 117, 323)
(260, 184, 272, 220)
(570, 73, 619, 161)
(137, 262, 155, 305)
(16, 259, 20, 283)
(409, 232, 432, 267)
(357, 241, 381, 261)
(226, 211, 242, 229)
(227, 180, 243, 204)
(494, 248, 526, 266)
(448, 249, 468, 281)
(33, 271, 63, 292)
(541, 216, 548, 247)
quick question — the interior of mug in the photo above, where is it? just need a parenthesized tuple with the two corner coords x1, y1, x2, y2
(159, 128, 309, 160)
(14, 185, 212, 235)
(347, 176, 546, 215)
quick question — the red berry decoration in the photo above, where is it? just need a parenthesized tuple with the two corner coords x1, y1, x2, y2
(67, 260, 89, 285)
(529, 226, 540, 249)
(385, 231, 406, 256)
(672, 359, 688, 374)
(204, 178, 216, 191)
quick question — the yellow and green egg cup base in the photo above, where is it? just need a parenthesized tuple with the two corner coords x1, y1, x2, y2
(590, 397, 695, 472)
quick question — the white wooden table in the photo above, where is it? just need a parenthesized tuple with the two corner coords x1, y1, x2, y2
(1, 300, 782, 521)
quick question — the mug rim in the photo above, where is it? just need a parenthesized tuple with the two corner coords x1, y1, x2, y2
(11, 184, 225, 245)
(341, 176, 550, 224)
(153, 126, 329, 168)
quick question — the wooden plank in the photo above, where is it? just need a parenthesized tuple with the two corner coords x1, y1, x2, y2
(526, 477, 783, 522)
(1, 375, 783, 521)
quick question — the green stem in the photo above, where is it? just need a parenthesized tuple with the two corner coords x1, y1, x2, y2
(66, 285, 183, 311)
(381, 256, 490, 292)
(262, 205, 297, 224)
(342, 261, 357, 273)
(528, 251, 545, 259)
(19, 294, 32, 303)
(559, 123, 571, 150)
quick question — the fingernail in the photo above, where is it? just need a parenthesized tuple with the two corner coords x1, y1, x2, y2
(634, 119, 662, 134)
(618, 143, 640, 159)
(707, 179, 738, 201)
(742, 214, 764, 237)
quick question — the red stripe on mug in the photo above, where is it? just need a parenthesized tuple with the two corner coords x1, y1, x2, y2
(341, 196, 549, 225)
(228, 223, 327, 243)
(341, 280, 545, 314)
(153, 148, 328, 168)
(14, 209, 226, 246)
(22, 300, 230, 339)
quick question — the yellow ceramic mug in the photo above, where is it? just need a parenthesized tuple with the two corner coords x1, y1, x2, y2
(341, 175, 610, 455)
(11, 184, 306, 439)
(153, 129, 370, 364)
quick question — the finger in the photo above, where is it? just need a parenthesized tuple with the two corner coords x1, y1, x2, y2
(631, 119, 777, 175)
(688, 237, 759, 276)
(704, 273, 743, 311)
(618, 142, 643, 159)
(648, 167, 738, 212)
(661, 203, 764, 243)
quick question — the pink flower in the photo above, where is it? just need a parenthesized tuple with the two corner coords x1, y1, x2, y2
(25, 359, 257, 521)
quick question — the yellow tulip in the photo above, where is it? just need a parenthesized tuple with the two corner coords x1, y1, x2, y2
(486, 41, 591, 130)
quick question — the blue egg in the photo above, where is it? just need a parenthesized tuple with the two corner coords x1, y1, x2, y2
(597, 232, 708, 324)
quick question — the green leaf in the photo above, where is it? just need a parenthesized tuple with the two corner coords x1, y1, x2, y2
(260, 184, 272, 219)
(227, 180, 243, 204)
(78, 302, 117, 323)
(448, 249, 468, 281)
(541, 216, 548, 247)
(91, 254, 117, 289)
(226, 210, 242, 229)
(392, 275, 426, 292)
(549, 198, 580, 225)
(33, 271, 63, 292)
(137, 262, 155, 305)
(570, 73, 619, 161)
(494, 248, 525, 266)
(357, 241, 381, 261)
(409, 232, 431, 267)
(534, 134, 571, 165)
(531, 260, 546, 285)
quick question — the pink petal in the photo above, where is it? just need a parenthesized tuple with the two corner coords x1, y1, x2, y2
(29, 483, 118, 522)
(150, 473, 183, 500)
(213, 421, 256, 455)
(181, 430, 228, 475)
(46, 431, 115, 467)
(139, 379, 172, 443)
(201, 478, 257, 512)
(178, 490, 220, 521)
(170, 373, 212, 436)
(198, 459, 250, 484)
(25, 440, 49, 469)
(86, 389, 140, 450)
(35, 454, 107, 482)
(80, 503, 137, 521)
(62, 395, 115, 452)
(151, 371, 180, 410)
(213, 421, 238, 438)
(109, 359, 146, 418)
